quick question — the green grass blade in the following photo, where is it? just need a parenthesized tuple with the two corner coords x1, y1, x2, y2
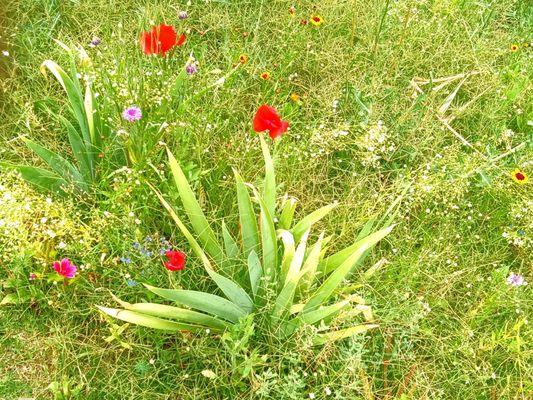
(234, 169, 259, 257)
(143, 285, 246, 324)
(259, 133, 276, 217)
(304, 226, 394, 313)
(291, 203, 337, 242)
(166, 147, 224, 264)
(312, 324, 378, 346)
(152, 187, 253, 313)
(247, 250, 262, 298)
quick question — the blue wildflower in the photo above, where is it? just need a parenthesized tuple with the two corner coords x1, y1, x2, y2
(127, 279, 138, 287)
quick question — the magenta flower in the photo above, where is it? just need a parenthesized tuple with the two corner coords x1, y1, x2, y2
(122, 106, 142, 122)
(506, 273, 526, 287)
(53, 258, 77, 279)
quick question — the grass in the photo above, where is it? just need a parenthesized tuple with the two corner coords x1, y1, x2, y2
(1, 0, 531, 399)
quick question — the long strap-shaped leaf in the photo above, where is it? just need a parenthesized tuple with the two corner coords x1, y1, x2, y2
(303, 226, 394, 313)
(221, 220, 239, 260)
(279, 195, 297, 230)
(282, 297, 353, 337)
(58, 114, 94, 182)
(41, 60, 90, 146)
(298, 232, 325, 293)
(291, 203, 337, 242)
(279, 230, 295, 284)
(143, 285, 246, 324)
(234, 169, 259, 258)
(285, 229, 309, 286)
(166, 147, 224, 265)
(252, 187, 277, 281)
(113, 297, 230, 332)
(320, 224, 393, 276)
(271, 270, 306, 326)
(22, 138, 86, 191)
(259, 133, 276, 217)
(152, 187, 253, 313)
(97, 306, 206, 333)
(6, 164, 67, 194)
(247, 250, 262, 298)
(312, 324, 378, 346)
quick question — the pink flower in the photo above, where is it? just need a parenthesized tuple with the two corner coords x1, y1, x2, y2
(122, 106, 142, 122)
(53, 258, 77, 279)
(506, 273, 526, 287)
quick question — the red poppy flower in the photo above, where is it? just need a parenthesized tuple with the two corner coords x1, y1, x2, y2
(140, 24, 186, 56)
(164, 250, 186, 271)
(253, 104, 289, 140)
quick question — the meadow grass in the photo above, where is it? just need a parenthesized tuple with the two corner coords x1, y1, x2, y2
(0, 0, 531, 399)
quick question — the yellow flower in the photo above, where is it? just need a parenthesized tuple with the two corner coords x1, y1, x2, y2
(239, 54, 248, 64)
(260, 71, 270, 80)
(310, 15, 324, 26)
(510, 43, 519, 52)
(524, 42, 530, 48)
(511, 169, 528, 184)
(290, 93, 300, 102)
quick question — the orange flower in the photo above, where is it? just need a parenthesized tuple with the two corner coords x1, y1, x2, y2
(510, 43, 519, 52)
(260, 71, 270, 80)
(511, 169, 528, 184)
(310, 15, 324, 26)
(239, 54, 248, 64)
(289, 5, 296, 16)
(290, 93, 300, 102)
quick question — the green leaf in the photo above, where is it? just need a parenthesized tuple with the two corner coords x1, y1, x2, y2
(279, 230, 295, 284)
(321, 223, 394, 276)
(144, 285, 247, 324)
(252, 188, 277, 281)
(298, 232, 325, 293)
(282, 297, 352, 337)
(167, 147, 224, 264)
(116, 299, 230, 332)
(151, 187, 253, 313)
(22, 138, 86, 190)
(41, 60, 90, 145)
(279, 196, 297, 230)
(291, 203, 337, 242)
(312, 324, 378, 346)
(58, 115, 93, 182)
(272, 270, 306, 325)
(234, 169, 259, 258)
(247, 250, 262, 298)
(8, 165, 68, 193)
(97, 306, 205, 332)
(304, 226, 393, 313)
(285, 229, 309, 286)
(259, 134, 276, 217)
(222, 220, 239, 260)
